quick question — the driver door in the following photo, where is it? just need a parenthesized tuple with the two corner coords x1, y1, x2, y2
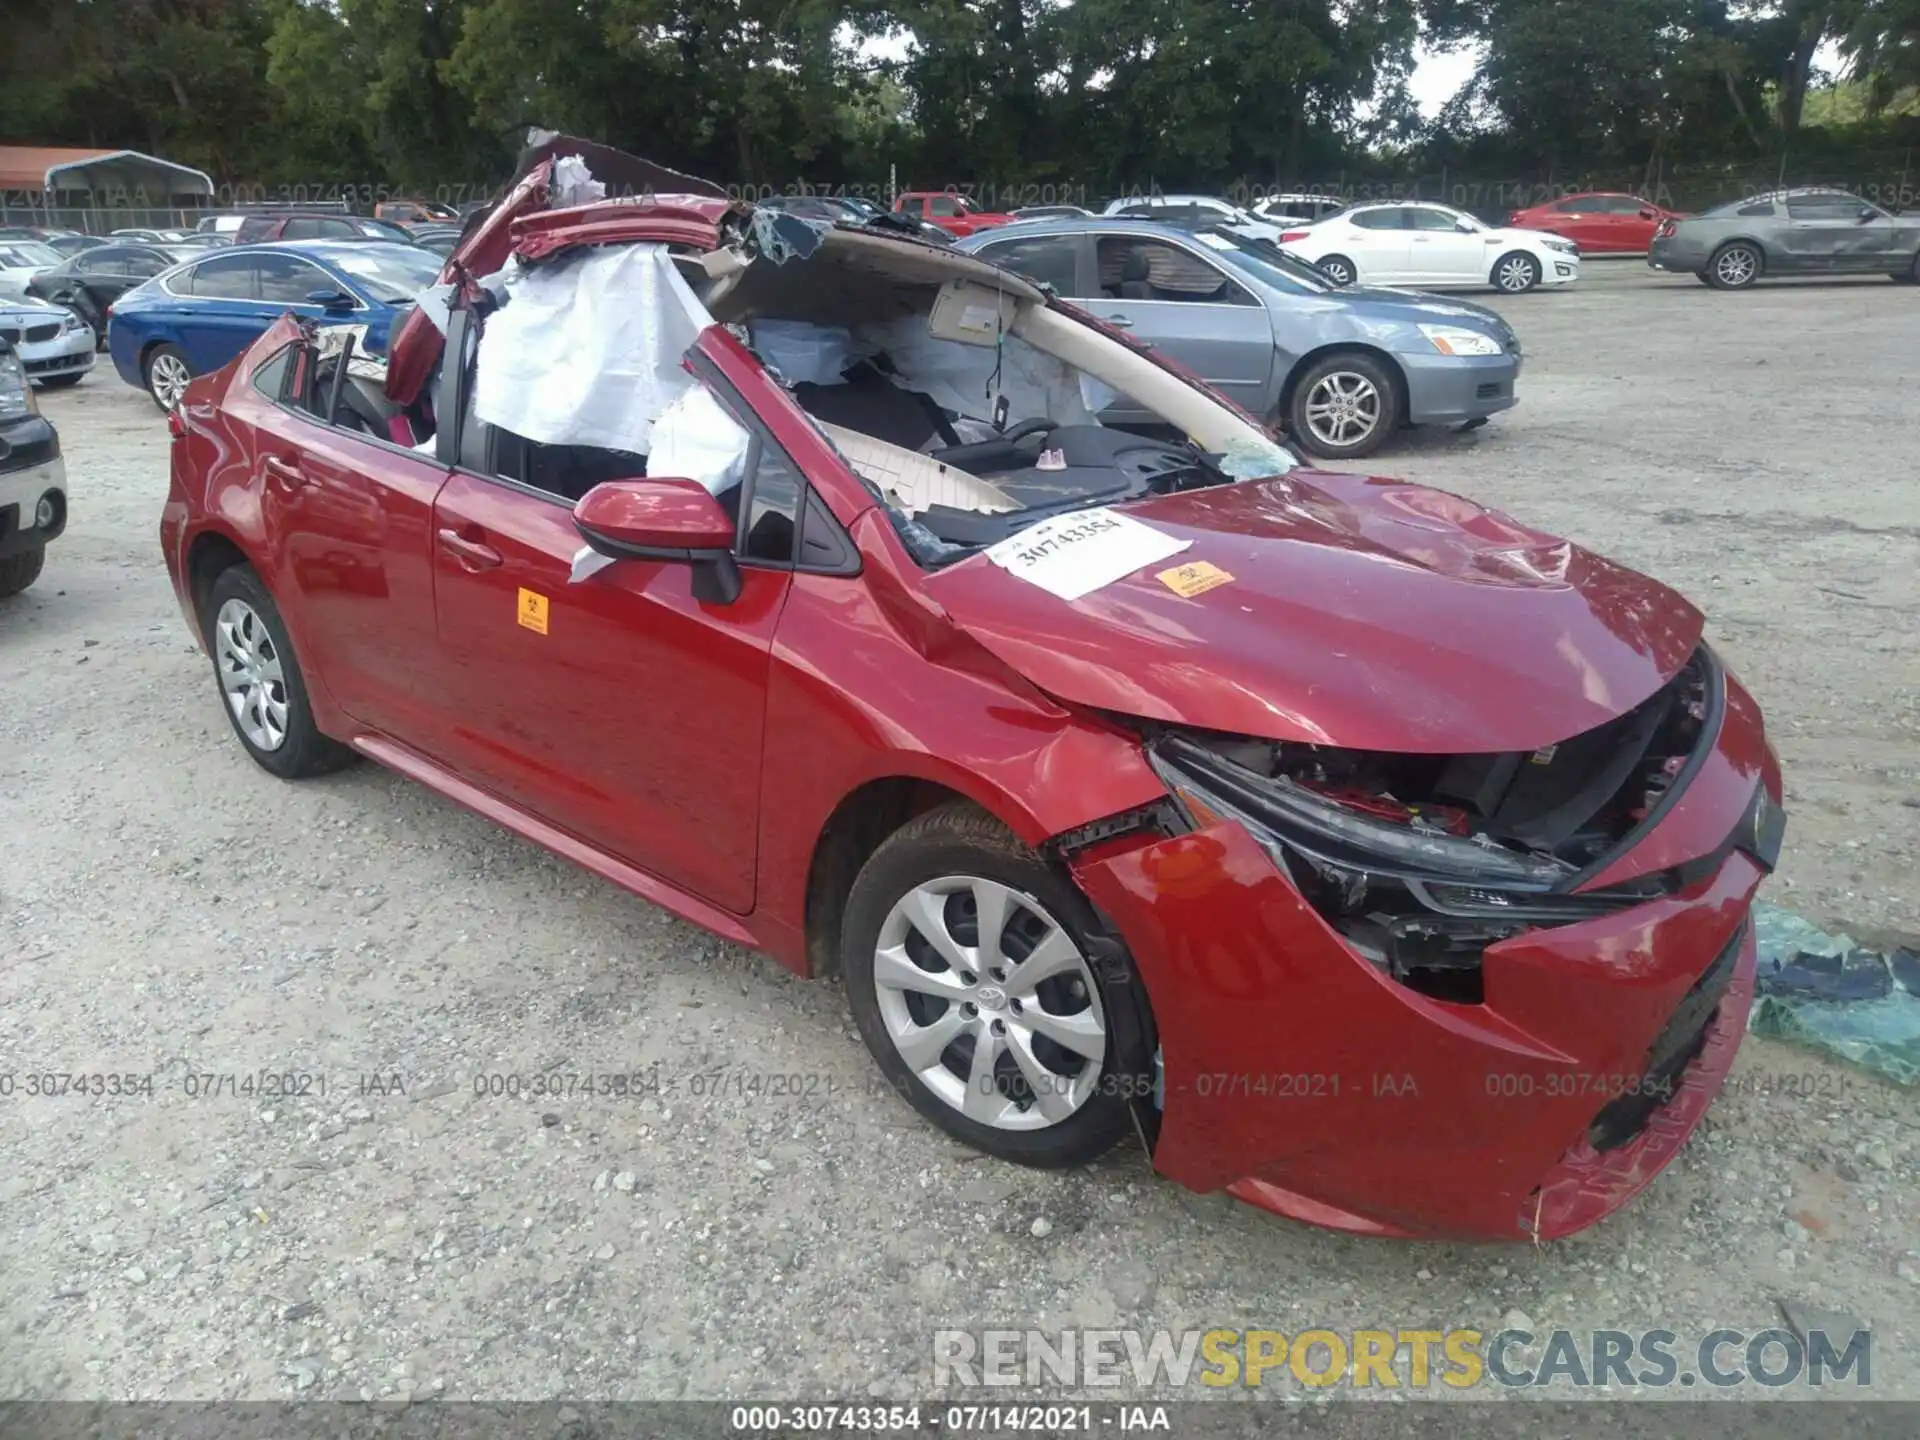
(1406, 206, 1493, 283)
(424, 331, 796, 915)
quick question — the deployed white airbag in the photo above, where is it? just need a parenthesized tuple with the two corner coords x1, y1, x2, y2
(473, 244, 712, 454)
(850, 314, 1096, 428)
(646, 382, 752, 496)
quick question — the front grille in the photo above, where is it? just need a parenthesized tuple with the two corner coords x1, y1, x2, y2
(0, 323, 63, 345)
(1586, 920, 1746, 1152)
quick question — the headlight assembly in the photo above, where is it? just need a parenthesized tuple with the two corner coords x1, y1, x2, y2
(1418, 324, 1503, 358)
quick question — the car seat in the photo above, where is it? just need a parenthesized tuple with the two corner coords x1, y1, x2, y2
(1117, 250, 1154, 299)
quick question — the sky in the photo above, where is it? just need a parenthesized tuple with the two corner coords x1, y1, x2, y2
(1408, 43, 1484, 119)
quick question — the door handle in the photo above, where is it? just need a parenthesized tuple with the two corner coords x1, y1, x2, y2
(262, 455, 307, 489)
(1101, 315, 1134, 328)
(437, 527, 503, 570)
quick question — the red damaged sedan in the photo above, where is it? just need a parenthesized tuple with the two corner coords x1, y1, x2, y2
(159, 138, 1784, 1241)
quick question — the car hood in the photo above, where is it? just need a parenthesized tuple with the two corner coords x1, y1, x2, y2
(920, 472, 1703, 754)
(0, 295, 65, 320)
(1327, 284, 1512, 329)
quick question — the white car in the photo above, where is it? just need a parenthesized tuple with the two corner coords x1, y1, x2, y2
(1251, 193, 1348, 227)
(0, 240, 63, 302)
(0, 296, 94, 389)
(1101, 194, 1283, 242)
(1279, 202, 1582, 294)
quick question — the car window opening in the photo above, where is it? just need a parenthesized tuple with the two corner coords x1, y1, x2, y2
(698, 228, 1296, 564)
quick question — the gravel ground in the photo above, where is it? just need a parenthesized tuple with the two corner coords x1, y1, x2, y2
(1, 264, 1916, 1406)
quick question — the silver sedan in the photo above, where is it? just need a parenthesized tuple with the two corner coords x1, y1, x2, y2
(1649, 189, 1920, 289)
(960, 218, 1522, 461)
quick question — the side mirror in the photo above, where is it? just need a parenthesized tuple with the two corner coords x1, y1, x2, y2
(573, 478, 742, 604)
(1639, 208, 1658, 219)
(1859, 208, 1879, 223)
(1456, 220, 1476, 232)
(306, 289, 357, 313)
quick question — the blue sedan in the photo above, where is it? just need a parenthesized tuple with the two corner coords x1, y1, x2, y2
(108, 241, 443, 410)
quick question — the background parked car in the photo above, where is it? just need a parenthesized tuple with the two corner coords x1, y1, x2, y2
(24, 242, 198, 343)
(409, 223, 466, 255)
(1251, 193, 1348, 226)
(234, 212, 419, 245)
(761, 194, 955, 244)
(0, 295, 95, 388)
(0, 336, 66, 598)
(1010, 204, 1094, 220)
(1280, 201, 1581, 293)
(1102, 194, 1283, 241)
(1648, 188, 1920, 288)
(1508, 192, 1686, 255)
(110, 227, 196, 243)
(108, 240, 444, 410)
(961, 218, 1523, 459)
(0, 240, 64, 300)
(40, 233, 111, 260)
(890, 191, 1015, 236)
(373, 198, 460, 227)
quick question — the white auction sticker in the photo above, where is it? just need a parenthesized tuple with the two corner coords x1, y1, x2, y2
(985, 508, 1191, 601)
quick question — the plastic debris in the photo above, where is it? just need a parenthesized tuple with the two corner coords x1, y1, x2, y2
(1749, 902, 1920, 1086)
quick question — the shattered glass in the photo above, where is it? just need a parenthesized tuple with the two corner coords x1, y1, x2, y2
(1219, 434, 1300, 480)
(1749, 902, 1920, 1086)
(748, 210, 831, 265)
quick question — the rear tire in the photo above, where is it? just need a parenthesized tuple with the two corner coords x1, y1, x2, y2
(841, 801, 1145, 1170)
(0, 546, 45, 598)
(1706, 242, 1762, 290)
(1316, 254, 1357, 286)
(203, 565, 355, 780)
(1286, 351, 1402, 461)
(143, 343, 192, 412)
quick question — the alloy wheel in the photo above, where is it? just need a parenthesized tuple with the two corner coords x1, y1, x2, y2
(215, 597, 290, 751)
(1303, 370, 1383, 449)
(1715, 247, 1758, 287)
(1496, 255, 1539, 293)
(147, 352, 192, 409)
(871, 876, 1107, 1132)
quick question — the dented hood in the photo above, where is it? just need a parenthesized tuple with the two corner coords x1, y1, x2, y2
(920, 473, 1704, 754)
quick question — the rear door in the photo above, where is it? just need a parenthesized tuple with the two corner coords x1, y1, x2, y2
(240, 323, 451, 742)
(1337, 207, 1415, 282)
(170, 254, 269, 371)
(1084, 233, 1274, 412)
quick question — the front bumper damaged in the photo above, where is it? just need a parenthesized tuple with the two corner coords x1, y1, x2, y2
(1069, 669, 1783, 1241)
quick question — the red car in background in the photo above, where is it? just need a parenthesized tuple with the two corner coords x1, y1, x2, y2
(891, 190, 1015, 237)
(1509, 193, 1687, 255)
(159, 136, 1785, 1243)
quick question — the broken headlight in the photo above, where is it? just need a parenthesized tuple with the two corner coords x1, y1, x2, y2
(1148, 733, 1664, 1003)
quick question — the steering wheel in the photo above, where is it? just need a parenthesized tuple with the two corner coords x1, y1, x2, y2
(996, 417, 1056, 444)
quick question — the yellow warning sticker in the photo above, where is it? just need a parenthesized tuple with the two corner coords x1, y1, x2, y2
(1157, 560, 1235, 598)
(517, 587, 550, 635)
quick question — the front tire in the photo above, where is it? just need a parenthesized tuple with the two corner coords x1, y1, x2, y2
(1893, 253, 1920, 284)
(1706, 242, 1762, 290)
(143, 343, 192, 412)
(1316, 254, 1357, 286)
(842, 802, 1142, 1169)
(0, 546, 45, 598)
(1286, 351, 1402, 461)
(37, 373, 84, 390)
(204, 565, 354, 779)
(1492, 251, 1541, 293)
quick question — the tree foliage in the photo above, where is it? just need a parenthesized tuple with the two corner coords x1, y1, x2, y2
(1, 0, 1915, 192)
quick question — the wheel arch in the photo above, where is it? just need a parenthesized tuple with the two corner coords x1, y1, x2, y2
(184, 527, 255, 637)
(1278, 341, 1409, 419)
(1710, 236, 1770, 266)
